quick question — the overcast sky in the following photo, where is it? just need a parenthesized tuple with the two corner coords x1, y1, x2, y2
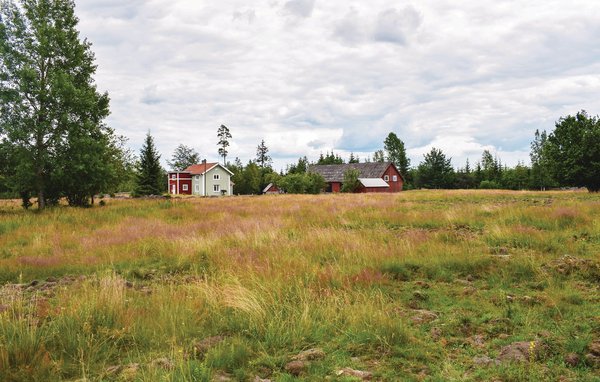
(75, 0, 600, 171)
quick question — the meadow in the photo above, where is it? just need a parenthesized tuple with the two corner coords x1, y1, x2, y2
(0, 190, 598, 381)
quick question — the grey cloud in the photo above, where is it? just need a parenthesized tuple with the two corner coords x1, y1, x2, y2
(333, 8, 365, 45)
(233, 9, 256, 24)
(283, 0, 316, 18)
(374, 7, 422, 45)
(140, 85, 164, 105)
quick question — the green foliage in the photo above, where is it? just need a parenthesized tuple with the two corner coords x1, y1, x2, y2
(544, 111, 600, 192)
(372, 149, 385, 163)
(317, 151, 344, 165)
(287, 156, 308, 174)
(0, 0, 116, 208)
(341, 168, 361, 193)
(384, 132, 410, 176)
(414, 148, 455, 189)
(134, 132, 164, 196)
(167, 144, 200, 171)
(479, 180, 500, 189)
(278, 172, 326, 194)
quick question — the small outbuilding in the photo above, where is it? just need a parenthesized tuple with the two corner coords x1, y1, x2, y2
(263, 183, 283, 195)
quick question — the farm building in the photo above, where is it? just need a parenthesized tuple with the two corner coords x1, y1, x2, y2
(309, 162, 404, 193)
(263, 183, 283, 195)
(168, 162, 234, 196)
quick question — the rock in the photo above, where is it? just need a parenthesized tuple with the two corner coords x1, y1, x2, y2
(285, 360, 307, 376)
(336, 368, 373, 380)
(465, 274, 475, 282)
(291, 348, 325, 362)
(588, 340, 600, 356)
(151, 357, 174, 370)
(213, 371, 233, 381)
(564, 353, 580, 367)
(104, 365, 122, 375)
(411, 309, 438, 324)
(253, 377, 272, 382)
(473, 355, 499, 367)
(430, 327, 442, 341)
(191, 336, 226, 359)
(498, 341, 543, 363)
(584, 353, 599, 368)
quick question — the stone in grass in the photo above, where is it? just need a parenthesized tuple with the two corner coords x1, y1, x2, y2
(497, 341, 545, 363)
(411, 309, 439, 324)
(213, 371, 233, 381)
(291, 348, 326, 362)
(584, 340, 600, 368)
(284, 360, 307, 376)
(191, 335, 226, 359)
(472, 355, 500, 367)
(336, 367, 373, 380)
(564, 353, 580, 367)
(253, 377, 272, 382)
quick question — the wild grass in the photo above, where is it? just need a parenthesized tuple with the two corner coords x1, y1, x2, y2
(0, 190, 599, 381)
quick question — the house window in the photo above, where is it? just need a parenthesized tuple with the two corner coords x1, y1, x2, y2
(393, 175, 398, 182)
(182, 184, 188, 191)
(384, 175, 390, 181)
(213, 185, 220, 193)
(196, 175, 200, 180)
(171, 174, 176, 179)
(213, 174, 220, 180)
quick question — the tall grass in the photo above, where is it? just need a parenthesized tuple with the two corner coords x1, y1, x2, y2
(0, 191, 599, 381)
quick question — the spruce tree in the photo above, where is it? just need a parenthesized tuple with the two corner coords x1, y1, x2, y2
(135, 133, 163, 196)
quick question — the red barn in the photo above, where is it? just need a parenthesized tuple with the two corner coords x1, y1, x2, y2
(308, 162, 404, 193)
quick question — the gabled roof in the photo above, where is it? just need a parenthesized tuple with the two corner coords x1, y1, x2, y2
(359, 178, 390, 188)
(308, 162, 398, 182)
(181, 163, 234, 176)
(263, 183, 276, 193)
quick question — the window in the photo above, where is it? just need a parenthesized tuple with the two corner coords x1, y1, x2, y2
(213, 185, 220, 193)
(384, 175, 390, 181)
(213, 174, 220, 180)
(196, 175, 200, 180)
(171, 174, 176, 179)
(182, 184, 188, 191)
(393, 175, 398, 182)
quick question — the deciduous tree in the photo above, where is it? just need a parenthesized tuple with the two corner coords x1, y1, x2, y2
(168, 144, 200, 171)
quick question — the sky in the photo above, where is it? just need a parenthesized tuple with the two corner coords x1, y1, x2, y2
(75, 0, 600, 171)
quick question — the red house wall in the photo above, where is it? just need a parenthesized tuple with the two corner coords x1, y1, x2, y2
(383, 165, 404, 192)
(331, 182, 341, 193)
(168, 173, 193, 195)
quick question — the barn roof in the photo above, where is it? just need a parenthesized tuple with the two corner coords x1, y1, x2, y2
(308, 162, 395, 182)
(359, 178, 390, 188)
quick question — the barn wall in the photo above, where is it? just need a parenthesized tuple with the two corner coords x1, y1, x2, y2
(383, 165, 403, 192)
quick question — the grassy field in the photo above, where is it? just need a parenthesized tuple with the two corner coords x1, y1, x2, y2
(0, 191, 598, 381)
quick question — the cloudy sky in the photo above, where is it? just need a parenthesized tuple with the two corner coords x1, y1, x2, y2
(75, 0, 600, 171)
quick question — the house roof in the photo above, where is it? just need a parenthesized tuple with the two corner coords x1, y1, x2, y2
(263, 183, 276, 193)
(359, 178, 390, 188)
(308, 162, 396, 182)
(184, 163, 218, 175)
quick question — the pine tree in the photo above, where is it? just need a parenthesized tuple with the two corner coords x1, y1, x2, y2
(256, 139, 271, 168)
(134, 133, 163, 196)
(217, 124, 232, 165)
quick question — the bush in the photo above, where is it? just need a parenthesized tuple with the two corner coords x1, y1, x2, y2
(479, 180, 500, 189)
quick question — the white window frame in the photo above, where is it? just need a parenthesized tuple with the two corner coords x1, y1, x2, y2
(213, 174, 220, 180)
(171, 174, 176, 179)
(384, 175, 390, 181)
(213, 184, 220, 193)
(182, 184, 188, 191)
(393, 175, 398, 182)
(196, 175, 200, 180)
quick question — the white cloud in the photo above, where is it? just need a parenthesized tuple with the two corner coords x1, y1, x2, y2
(73, 0, 600, 171)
